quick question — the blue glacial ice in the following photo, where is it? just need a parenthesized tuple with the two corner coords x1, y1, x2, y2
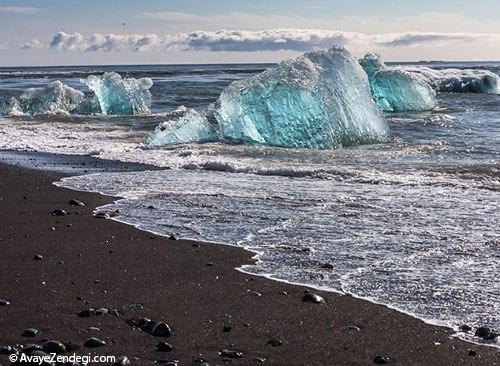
(3, 81, 86, 116)
(148, 106, 218, 146)
(401, 66, 500, 94)
(360, 53, 437, 112)
(83, 72, 153, 115)
(149, 46, 389, 150)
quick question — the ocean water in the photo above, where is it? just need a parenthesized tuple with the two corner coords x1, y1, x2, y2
(0, 61, 498, 345)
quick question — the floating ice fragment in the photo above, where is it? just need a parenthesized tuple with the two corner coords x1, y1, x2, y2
(83, 72, 153, 115)
(4, 81, 86, 116)
(360, 53, 437, 112)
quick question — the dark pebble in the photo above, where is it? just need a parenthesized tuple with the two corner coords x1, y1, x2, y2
(151, 322, 172, 337)
(51, 209, 67, 216)
(157, 341, 173, 352)
(34, 254, 44, 261)
(0, 299, 10, 306)
(206, 262, 213, 267)
(78, 308, 95, 317)
(253, 357, 266, 363)
(373, 355, 389, 364)
(111, 356, 130, 365)
(168, 234, 177, 241)
(267, 339, 283, 347)
(468, 349, 476, 357)
(475, 326, 499, 340)
(222, 326, 232, 333)
(22, 328, 39, 337)
(42, 340, 66, 354)
(321, 262, 334, 269)
(84, 337, 106, 348)
(95, 307, 109, 315)
(156, 360, 178, 366)
(459, 324, 472, 332)
(302, 293, 325, 304)
(69, 199, 85, 206)
(22, 343, 42, 354)
(109, 309, 119, 316)
(220, 349, 244, 359)
(0, 345, 15, 355)
(94, 212, 109, 219)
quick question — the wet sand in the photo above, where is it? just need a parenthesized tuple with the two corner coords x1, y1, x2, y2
(0, 160, 499, 365)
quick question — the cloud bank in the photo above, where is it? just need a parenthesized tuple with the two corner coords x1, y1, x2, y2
(0, 6, 38, 14)
(44, 29, 500, 53)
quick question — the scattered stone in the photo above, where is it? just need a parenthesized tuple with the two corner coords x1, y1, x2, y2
(302, 293, 325, 304)
(52, 209, 67, 216)
(206, 262, 213, 267)
(22, 343, 43, 354)
(69, 199, 85, 206)
(95, 307, 109, 315)
(111, 356, 130, 365)
(78, 308, 95, 317)
(459, 324, 472, 333)
(84, 337, 106, 348)
(249, 291, 262, 297)
(373, 355, 389, 364)
(222, 326, 232, 333)
(42, 340, 66, 354)
(146, 205, 156, 209)
(0, 346, 15, 355)
(347, 325, 361, 332)
(253, 357, 266, 363)
(192, 243, 200, 248)
(156, 360, 178, 366)
(151, 322, 173, 337)
(168, 234, 177, 241)
(156, 341, 173, 352)
(475, 326, 498, 340)
(468, 349, 476, 357)
(94, 212, 109, 219)
(267, 339, 283, 347)
(34, 254, 44, 261)
(220, 349, 244, 359)
(109, 309, 119, 316)
(0, 299, 10, 306)
(22, 328, 39, 337)
(131, 318, 172, 337)
(321, 262, 334, 269)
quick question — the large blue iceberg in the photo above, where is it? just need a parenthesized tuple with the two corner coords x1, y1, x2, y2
(149, 46, 389, 150)
(360, 53, 437, 112)
(83, 72, 153, 115)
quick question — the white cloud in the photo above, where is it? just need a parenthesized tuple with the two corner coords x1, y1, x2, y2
(21, 39, 43, 50)
(46, 29, 500, 54)
(0, 6, 38, 14)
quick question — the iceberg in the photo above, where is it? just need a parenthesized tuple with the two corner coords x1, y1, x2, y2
(148, 106, 218, 146)
(83, 72, 153, 115)
(400, 67, 500, 94)
(5, 81, 86, 115)
(149, 46, 389, 150)
(360, 53, 437, 112)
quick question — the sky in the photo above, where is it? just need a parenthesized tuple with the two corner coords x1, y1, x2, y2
(1, 0, 500, 66)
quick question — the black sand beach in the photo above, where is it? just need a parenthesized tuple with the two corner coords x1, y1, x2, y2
(0, 159, 499, 365)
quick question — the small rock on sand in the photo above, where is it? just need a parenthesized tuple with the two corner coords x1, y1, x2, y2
(475, 326, 498, 340)
(0, 299, 10, 306)
(22, 328, 39, 337)
(220, 349, 244, 358)
(373, 355, 389, 364)
(302, 292, 325, 304)
(84, 337, 106, 348)
(42, 340, 66, 354)
(69, 199, 85, 206)
(157, 341, 173, 352)
(51, 209, 67, 216)
(34, 254, 44, 260)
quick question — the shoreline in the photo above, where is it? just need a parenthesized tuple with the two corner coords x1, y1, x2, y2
(0, 154, 499, 365)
